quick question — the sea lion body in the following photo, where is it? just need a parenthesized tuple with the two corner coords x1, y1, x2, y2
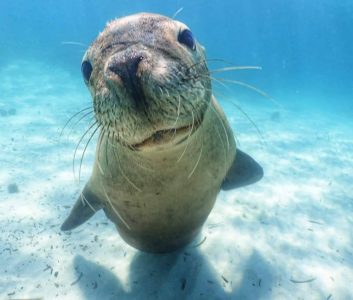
(62, 13, 263, 253)
(88, 98, 235, 252)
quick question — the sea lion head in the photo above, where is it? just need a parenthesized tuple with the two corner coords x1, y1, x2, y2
(81, 13, 211, 150)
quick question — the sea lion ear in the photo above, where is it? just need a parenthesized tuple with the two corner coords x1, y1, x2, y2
(221, 149, 263, 190)
(61, 185, 103, 231)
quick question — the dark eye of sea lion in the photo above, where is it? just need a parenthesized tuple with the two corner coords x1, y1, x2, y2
(81, 60, 93, 83)
(178, 29, 196, 51)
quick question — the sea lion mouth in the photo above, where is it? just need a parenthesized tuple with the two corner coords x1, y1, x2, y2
(132, 122, 200, 150)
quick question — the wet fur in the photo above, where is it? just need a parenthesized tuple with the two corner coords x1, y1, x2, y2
(62, 13, 263, 253)
(84, 13, 211, 146)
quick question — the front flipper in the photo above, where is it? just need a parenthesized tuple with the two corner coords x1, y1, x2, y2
(222, 149, 263, 190)
(61, 184, 103, 231)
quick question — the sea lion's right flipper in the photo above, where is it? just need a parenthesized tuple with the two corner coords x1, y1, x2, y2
(61, 184, 103, 231)
(222, 149, 264, 190)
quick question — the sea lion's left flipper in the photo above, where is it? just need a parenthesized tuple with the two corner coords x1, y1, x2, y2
(222, 149, 263, 190)
(61, 184, 103, 231)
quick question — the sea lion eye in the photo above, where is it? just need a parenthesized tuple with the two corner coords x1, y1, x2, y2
(81, 60, 93, 83)
(178, 29, 196, 51)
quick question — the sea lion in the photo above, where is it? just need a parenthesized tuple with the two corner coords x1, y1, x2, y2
(61, 13, 263, 253)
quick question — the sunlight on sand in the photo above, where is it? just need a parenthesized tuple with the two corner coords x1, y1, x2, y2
(1, 61, 352, 299)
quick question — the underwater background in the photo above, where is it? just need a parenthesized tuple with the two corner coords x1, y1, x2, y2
(0, 0, 352, 299)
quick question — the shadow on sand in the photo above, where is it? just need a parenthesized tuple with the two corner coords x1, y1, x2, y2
(73, 248, 273, 300)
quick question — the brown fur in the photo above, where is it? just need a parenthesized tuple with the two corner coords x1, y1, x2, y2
(62, 13, 238, 253)
(84, 13, 211, 146)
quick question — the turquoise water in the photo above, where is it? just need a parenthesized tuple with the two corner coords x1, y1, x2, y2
(1, 1, 352, 299)
(1, 0, 353, 112)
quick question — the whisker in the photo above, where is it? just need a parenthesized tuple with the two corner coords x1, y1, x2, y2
(188, 110, 203, 178)
(102, 185, 131, 230)
(158, 86, 164, 98)
(185, 84, 224, 99)
(188, 100, 204, 127)
(184, 72, 266, 144)
(111, 131, 154, 172)
(112, 132, 142, 192)
(105, 123, 112, 168)
(216, 78, 281, 107)
(198, 96, 241, 147)
(210, 66, 262, 73)
(185, 60, 208, 73)
(215, 127, 228, 176)
(60, 107, 93, 138)
(80, 191, 98, 213)
(96, 129, 105, 176)
(72, 121, 98, 182)
(209, 105, 230, 151)
(185, 58, 239, 72)
(170, 94, 182, 139)
(175, 72, 266, 147)
(227, 101, 266, 146)
(210, 76, 232, 92)
(177, 110, 194, 163)
(78, 124, 100, 182)
(66, 110, 95, 139)
(181, 71, 277, 108)
(61, 41, 87, 47)
(107, 127, 131, 151)
(172, 7, 184, 19)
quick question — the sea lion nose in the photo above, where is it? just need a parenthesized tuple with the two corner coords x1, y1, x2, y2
(108, 55, 144, 88)
(107, 54, 145, 108)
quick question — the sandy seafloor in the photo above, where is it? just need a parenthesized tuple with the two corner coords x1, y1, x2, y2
(0, 60, 352, 300)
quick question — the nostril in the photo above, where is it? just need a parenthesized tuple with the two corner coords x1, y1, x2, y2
(108, 55, 144, 79)
(128, 55, 143, 77)
(108, 63, 123, 77)
(127, 55, 144, 76)
(107, 54, 146, 108)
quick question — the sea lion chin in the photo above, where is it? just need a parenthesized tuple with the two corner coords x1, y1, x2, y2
(61, 12, 263, 253)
